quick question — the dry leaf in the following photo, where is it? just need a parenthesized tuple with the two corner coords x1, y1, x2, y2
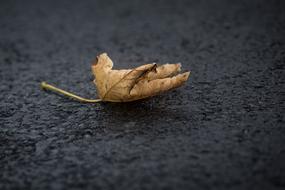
(41, 53, 190, 103)
(91, 53, 190, 102)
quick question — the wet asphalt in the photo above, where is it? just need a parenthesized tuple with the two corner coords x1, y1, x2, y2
(0, 0, 285, 189)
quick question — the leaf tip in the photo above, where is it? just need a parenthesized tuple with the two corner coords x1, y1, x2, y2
(184, 71, 191, 79)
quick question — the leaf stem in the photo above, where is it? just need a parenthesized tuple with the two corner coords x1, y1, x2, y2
(40, 82, 102, 103)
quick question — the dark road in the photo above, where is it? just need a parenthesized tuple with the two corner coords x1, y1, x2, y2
(0, 0, 284, 189)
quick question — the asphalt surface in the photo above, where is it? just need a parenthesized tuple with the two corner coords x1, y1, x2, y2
(0, 0, 285, 189)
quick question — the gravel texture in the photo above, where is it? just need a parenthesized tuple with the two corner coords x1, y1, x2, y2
(0, 0, 285, 189)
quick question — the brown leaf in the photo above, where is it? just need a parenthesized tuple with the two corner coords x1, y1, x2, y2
(91, 53, 190, 102)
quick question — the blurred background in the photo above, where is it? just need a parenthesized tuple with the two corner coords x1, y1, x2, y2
(0, 0, 284, 189)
